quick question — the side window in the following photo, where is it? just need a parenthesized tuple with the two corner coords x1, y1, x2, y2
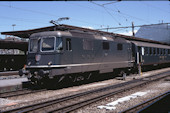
(56, 37, 63, 50)
(148, 48, 150, 55)
(168, 49, 170, 55)
(83, 39, 93, 50)
(149, 48, 152, 55)
(66, 38, 72, 51)
(163, 49, 165, 55)
(144, 47, 148, 55)
(160, 49, 163, 55)
(165, 49, 167, 54)
(157, 48, 159, 55)
(153, 48, 156, 55)
(103, 42, 110, 50)
(117, 43, 123, 51)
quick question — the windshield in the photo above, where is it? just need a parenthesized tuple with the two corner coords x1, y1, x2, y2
(30, 39, 38, 52)
(41, 37, 55, 51)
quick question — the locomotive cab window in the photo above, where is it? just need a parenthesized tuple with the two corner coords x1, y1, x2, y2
(66, 38, 72, 51)
(41, 37, 55, 52)
(56, 37, 63, 51)
(117, 43, 123, 50)
(30, 39, 38, 52)
(103, 42, 110, 50)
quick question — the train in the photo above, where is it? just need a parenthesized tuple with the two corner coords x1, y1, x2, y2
(19, 25, 170, 86)
(0, 38, 28, 72)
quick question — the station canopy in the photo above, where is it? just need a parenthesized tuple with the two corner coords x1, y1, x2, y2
(1, 24, 169, 46)
(1, 25, 57, 38)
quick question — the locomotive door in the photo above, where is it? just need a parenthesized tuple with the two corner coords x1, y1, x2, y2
(63, 38, 73, 64)
(102, 41, 110, 62)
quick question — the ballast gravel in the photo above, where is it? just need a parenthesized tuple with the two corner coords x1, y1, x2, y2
(0, 67, 170, 112)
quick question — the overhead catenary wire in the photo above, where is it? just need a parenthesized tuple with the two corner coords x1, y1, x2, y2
(102, 1, 120, 6)
(90, 1, 122, 26)
(0, 3, 103, 27)
(96, 22, 170, 31)
(141, 2, 170, 14)
(0, 2, 169, 33)
(90, 1, 151, 24)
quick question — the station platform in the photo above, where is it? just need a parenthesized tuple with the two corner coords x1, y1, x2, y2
(0, 77, 28, 93)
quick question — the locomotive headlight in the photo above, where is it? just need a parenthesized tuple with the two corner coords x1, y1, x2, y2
(28, 62, 31, 65)
(35, 54, 41, 62)
(48, 61, 52, 66)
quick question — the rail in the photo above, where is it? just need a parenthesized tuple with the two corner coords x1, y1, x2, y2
(0, 88, 46, 98)
(2, 70, 170, 113)
(121, 91, 170, 113)
(0, 71, 18, 76)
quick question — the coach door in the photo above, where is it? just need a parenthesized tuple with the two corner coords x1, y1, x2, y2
(127, 43, 132, 61)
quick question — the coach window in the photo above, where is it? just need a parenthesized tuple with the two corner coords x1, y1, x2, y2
(148, 48, 150, 55)
(117, 43, 123, 51)
(66, 38, 72, 51)
(103, 42, 110, 50)
(157, 48, 160, 55)
(168, 49, 170, 55)
(164, 49, 167, 55)
(149, 48, 152, 55)
(144, 47, 148, 55)
(163, 49, 165, 55)
(165, 49, 167, 54)
(160, 49, 163, 55)
(153, 48, 156, 55)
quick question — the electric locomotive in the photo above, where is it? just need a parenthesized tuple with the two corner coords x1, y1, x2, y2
(19, 26, 170, 86)
(19, 30, 135, 85)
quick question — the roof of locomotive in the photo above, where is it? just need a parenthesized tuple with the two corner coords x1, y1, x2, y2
(29, 30, 130, 43)
(30, 31, 72, 38)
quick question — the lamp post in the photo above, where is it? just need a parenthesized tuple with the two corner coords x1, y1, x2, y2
(12, 24, 16, 31)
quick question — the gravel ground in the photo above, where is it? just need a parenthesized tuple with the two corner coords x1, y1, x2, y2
(0, 67, 170, 111)
(74, 77, 170, 113)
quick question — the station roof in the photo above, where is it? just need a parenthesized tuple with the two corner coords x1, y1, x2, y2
(1, 26, 56, 38)
(1, 24, 169, 46)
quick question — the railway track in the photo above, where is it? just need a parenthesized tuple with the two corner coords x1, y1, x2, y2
(0, 71, 22, 80)
(2, 70, 170, 113)
(0, 88, 46, 98)
(121, 91, 170, 113)
(0, 71, 18, 76)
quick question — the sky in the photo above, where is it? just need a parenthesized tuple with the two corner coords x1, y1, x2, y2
(0, 1, 169, 39)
